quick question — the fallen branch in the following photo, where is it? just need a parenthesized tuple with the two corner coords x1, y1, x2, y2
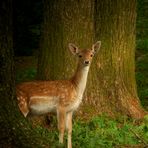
(129, 128, 148, 147)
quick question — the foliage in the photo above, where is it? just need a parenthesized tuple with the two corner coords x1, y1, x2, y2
(137, 0, 148, 39)
(33, 115, 148, 148)
(136, 38, 148, 110)
(16, 67, 36, 83)
(135, 0, 148, 110)
(136, 39, 148, 110)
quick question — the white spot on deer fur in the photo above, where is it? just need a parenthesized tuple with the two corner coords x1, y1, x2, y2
(61, 94, 65, 98)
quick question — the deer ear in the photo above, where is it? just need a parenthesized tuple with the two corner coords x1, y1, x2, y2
(68, 43, 79, 55)
(92, 41, 101, 53)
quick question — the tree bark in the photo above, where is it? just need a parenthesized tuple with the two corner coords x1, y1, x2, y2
(37, 0, 94, 80)
(38, 0, 146, 119)
(0, 0, 49, 147)
(94, 0, 146, 118)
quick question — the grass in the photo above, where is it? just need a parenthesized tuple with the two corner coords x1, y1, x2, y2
(33, 115, 148, 148)
(72, 115, 148, 148)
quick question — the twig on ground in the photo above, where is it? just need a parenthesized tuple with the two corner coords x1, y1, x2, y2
(129, 128, 148, 147)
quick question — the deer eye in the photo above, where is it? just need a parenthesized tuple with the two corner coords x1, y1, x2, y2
(90, 54, 93, 57)
(79, 55, 82, 58)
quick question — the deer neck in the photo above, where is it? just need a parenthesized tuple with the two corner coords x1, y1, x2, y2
(71, 64, 90, 97)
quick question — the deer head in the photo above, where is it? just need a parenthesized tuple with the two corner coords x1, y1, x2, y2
(68, 41, 101, 67)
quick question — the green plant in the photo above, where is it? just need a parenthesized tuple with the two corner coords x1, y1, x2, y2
(16, 67, 37, 83)
(71, 115, 148, 148)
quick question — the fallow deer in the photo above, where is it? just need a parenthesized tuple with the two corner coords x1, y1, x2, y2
(16, 41, 101, 148)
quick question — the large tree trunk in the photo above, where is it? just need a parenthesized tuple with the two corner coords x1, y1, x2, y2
(38, 0, 146, 119)
(0, 0, 49, 147)
(37, 0, 94, 80)
(94, 0, 146, 118)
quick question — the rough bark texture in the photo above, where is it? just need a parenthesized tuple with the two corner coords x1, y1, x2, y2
(37, 0, 94, 80)
(0, 0, 49, 147)
(38, 0, 146, 119)
(94, 0, 146, 118)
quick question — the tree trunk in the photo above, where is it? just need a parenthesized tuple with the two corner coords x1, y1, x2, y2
(94, 0, 146, 118)
(0, 0, 50, 147)
(38, 0, 146, 119)
(37, 0, 94, 80)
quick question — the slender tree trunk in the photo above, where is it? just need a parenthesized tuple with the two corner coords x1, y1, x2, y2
(0, 0, 50, 147)
(93, 0, 146, 118)
(38, 0, 146, 119)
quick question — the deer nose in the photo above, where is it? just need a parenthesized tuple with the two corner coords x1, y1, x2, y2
(84, 61, 90, 65)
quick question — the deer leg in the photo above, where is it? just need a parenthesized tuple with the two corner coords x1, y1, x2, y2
(66, 112, 73, 148)
(17, 97, 29, 117)
(57, 107, 66, 144)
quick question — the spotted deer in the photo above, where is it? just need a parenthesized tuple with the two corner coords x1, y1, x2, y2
(16, 41, 101, 148)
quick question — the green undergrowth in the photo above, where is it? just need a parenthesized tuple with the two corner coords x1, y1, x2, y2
(136, 39, 148, 110)
(34, 115, 148, 148)
(16, 67, 37, 83)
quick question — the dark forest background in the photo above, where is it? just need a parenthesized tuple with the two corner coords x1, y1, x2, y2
(13, 0, 43, 56)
